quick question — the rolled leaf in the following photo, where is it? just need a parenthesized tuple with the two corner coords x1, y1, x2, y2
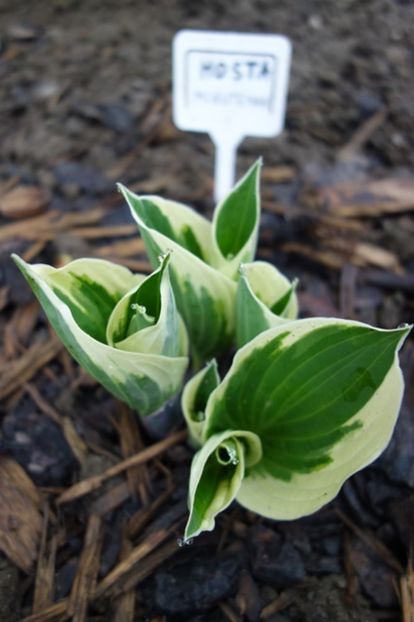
(13, 255, 188, 416)
(184, 429, 262, 541)
(212, 159, 262, 279)
(236, 261, 298, 347)
(182, 360, 220, 447)
(118, 193, 216, 265)
(106, 253, 188, 357)
(197, 318, 410, 527)
(119, 184, 236, 361)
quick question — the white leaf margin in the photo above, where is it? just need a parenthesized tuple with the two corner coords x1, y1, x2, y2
(203, 317, 411, 520)
(185, 429, 262, 540)
(13, 255, 189, 416)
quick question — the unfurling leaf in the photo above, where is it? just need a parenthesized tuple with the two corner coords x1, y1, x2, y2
(13, 254, 188, 416)
(182, 360, 220, 447)
(212, 159, 261, 278)
(184, 318, 410, 537)
(119, 160, 261, 362)
(236, 261, 298, 347)
(184, 430, 262, 541)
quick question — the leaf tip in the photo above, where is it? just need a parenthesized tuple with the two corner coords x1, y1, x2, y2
(157, 249, 172, 269)
(395, 322, 412, 347)
(116, 181, 130, 198)
(247, 157, 263, 182)
(11, 253, 29, 276)
(11, 252, 22, 265)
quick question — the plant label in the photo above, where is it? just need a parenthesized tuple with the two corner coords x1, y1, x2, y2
(173, 30, 292, 201)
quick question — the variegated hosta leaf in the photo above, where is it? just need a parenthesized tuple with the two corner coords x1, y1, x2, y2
(186, 318, 410, 533)
(118, 184, 236, 361)
(182, 360, 220, 447)
(119, 192, 217, 265)
(236, 261, 298, 347)
(211, 159, 261, 279)
(106, 253, 187, 357)
(13, 255, 188, 416)
(184, 429, 262, 541)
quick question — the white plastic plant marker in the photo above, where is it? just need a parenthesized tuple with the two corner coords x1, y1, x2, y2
(172, 30, 292, 201)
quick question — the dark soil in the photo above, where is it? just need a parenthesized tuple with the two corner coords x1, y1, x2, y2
(0, 1, 413, 621)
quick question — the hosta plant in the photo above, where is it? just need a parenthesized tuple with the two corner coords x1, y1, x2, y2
(182, 318, 410, 540)
(118, 159, 298, 362)
(13, 160, 410, 543)
(13, 253, 188, 416)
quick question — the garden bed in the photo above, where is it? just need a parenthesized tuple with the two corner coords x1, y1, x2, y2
(0, 1, 413, 620)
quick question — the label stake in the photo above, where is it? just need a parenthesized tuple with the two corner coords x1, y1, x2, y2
(173, 30, 292, 201)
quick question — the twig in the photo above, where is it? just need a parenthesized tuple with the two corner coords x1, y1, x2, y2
(0, 338, 62, 400)
(94, 524, 180, 599)
(56, 429, 186, 505)
(260, 590, 294, 619)
(108, 537, 180, 598)
(32, 507, 57, 614)
(24, 383, 62, 426)
(336, 508, 404, 574)
(339, 264, 358, 319)
(0, 207, 108, 243)
(338, 108, 387, 161)
(343, 530, 358, 602)
(23, 533, 181, 621)
(24, 383, 87, 465)
(23, 600, 68, 622)
(115, 406, 150, 505)
(90, 481, 131, 517)
(94, 237, 146, 259)
(22, 240, 47, 263)
(127, 486, 174, 538)
(68, 224, 136, 239)
(111, 537, 135, 622)
(67, 515, 102, 621)
(219, 601, 240, 622)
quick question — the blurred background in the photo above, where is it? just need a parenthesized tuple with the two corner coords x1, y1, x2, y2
(1, 0, 414, 319)
(0, 1, 413, 621)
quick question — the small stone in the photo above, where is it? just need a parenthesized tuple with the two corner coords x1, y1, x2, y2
(54, 558, 78, 600)
(32, 80, 59, 102)
(321, 536, 341, 557)
(98, 103, 134, 133)
(391, 132, 406, 147)
(7, 22, 41, 41)
(248, 526, 305, 587)
(1, 407, 78, 487)
(53, 161, 110, 196)
(72, 101, 134, 133)
(308, 15, 323, 30)
(353, 89, 383, 117)
(154, 548, 241, 616)
(348, 537, 397, 608)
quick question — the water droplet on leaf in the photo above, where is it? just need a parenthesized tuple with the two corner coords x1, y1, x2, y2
(177, 536, 193, 547)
